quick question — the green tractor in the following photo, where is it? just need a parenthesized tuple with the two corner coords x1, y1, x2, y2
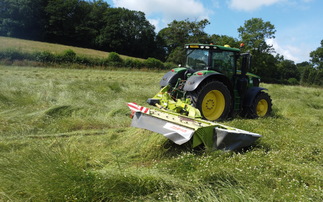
(127, 43, 272, 150)
(150, 43, 272, 121)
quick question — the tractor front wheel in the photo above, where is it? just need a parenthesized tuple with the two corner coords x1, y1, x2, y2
(245, 92, 272, 118)
(190, 81, 231, 121)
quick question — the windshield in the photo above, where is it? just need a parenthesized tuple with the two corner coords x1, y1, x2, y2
(185, 49, 209, 70)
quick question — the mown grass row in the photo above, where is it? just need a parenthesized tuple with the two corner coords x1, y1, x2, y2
(0, 65, 322, 201)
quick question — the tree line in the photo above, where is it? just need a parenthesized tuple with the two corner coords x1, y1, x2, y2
(0, 0, 322, 86)
(0, 0, 160, 59)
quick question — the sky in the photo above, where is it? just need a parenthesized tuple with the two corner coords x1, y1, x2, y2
(105, 0, 323, 63)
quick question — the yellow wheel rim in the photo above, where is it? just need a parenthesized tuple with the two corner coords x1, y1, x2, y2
(201, 90, 225, 121)
(256, 99, 268, 117)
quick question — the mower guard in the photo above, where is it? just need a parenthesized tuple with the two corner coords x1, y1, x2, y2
(128, 103, 261, 151)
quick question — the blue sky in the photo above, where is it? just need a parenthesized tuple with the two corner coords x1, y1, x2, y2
(105, 0, 322, 63)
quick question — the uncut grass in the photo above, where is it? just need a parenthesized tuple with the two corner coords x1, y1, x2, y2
(0, 65, 323, 201)
(0, 36, 139, 60)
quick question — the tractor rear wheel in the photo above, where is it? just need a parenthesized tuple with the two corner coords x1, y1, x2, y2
(245, 92, 272, 118)
(189, 81, 231, 121)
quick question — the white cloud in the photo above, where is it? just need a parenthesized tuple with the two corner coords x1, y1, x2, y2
(112, 0, 211, 30)
(228, 0, 283, 11)
(266, 38, 310, 62)
(147, 18, 161, 31)
(112, 0, 208, 18)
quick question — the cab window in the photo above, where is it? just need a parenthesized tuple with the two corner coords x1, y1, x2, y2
(186, 49, 209, 70)
(211, 51, 235, 74)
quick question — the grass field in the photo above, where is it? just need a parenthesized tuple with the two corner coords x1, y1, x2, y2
(0, 36, 138, 60)
(0, 65, 322, 201)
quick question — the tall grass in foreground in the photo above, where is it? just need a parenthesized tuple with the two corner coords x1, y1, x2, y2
(0, 65, 322, 201)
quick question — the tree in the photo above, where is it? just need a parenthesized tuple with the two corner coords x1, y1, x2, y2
(75, 0, 110, 49)
(299, 40, 323, 86)
(237, 18, 277, 80)
(157, 19, 210, 63)
(310, 40, 323, 70)
(96, 8, 157, 58)
(0, 0, 48, 40)
(238, 18, 276, 54)
(252, 53, 279, 83)
(45, 0, 88, 45)
(209, 34, 240, 48)
(297, 61, 323, 86)
(277, 59, 300, 83)
(0, 0, 162, 59)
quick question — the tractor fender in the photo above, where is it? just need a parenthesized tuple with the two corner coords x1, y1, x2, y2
(243, 87, 268, 107)
(160, 70, 186, 87)
(183, 73, 231, 92)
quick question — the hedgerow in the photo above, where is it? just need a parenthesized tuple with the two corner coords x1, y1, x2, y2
(0, 49, 167, 70)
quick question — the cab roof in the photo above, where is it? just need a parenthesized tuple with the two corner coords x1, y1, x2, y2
(185, 43, 240, 52)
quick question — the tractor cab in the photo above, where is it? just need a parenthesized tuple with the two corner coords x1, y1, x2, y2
(184, 44, 241, 79)
(184, 44, 260, 87)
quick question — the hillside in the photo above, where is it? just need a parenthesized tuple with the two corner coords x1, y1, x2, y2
(0, 36, 139, 60)
(0, 65, 322, 201)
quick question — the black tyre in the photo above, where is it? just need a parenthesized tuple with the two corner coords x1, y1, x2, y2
(245, 92, 272, 118)
(189, 81, 231, 121)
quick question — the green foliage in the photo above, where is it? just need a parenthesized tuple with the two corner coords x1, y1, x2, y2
(105, 52, 123, 67)
(33, 51, 55, 63)
(0, 0, 163, 59)
(144, 57, 164, 69)
(238, 18, 276, 54)
(164, 62, 178, 69)
(158, 19, 210, 63)
(0, 66, 322, 201)
(209, 34, 240, 48)
(60, 49, 77, 63)
(107, 52, 122, 63)
(252, 53, 279, 82)
(45, 0, 87, 44)
(166, 46, 186, 65)
(277, 59, 300, 83)
(287, 78, 299, 85)
(300, 67, 323, 86)
(0, 0, 46, 40)
(0, 49, 30, 60)
(98, 8, 158, 58)
(310, 40, 323, 69)
(238, 18, 277, 81)
(2, 27, 323, 86)
(0, 48, 169, 69)
(124, 58, 145, 68)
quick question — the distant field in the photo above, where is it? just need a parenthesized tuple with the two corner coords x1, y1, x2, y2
(0, 36, 138, 60)
(0, 65, 322, 201)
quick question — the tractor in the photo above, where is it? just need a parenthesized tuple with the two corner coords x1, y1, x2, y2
(127, 43, 272, 150)
(150, 43, 272, 121)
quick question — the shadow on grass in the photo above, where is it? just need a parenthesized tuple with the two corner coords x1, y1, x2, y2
(235, 140, 272, 154)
